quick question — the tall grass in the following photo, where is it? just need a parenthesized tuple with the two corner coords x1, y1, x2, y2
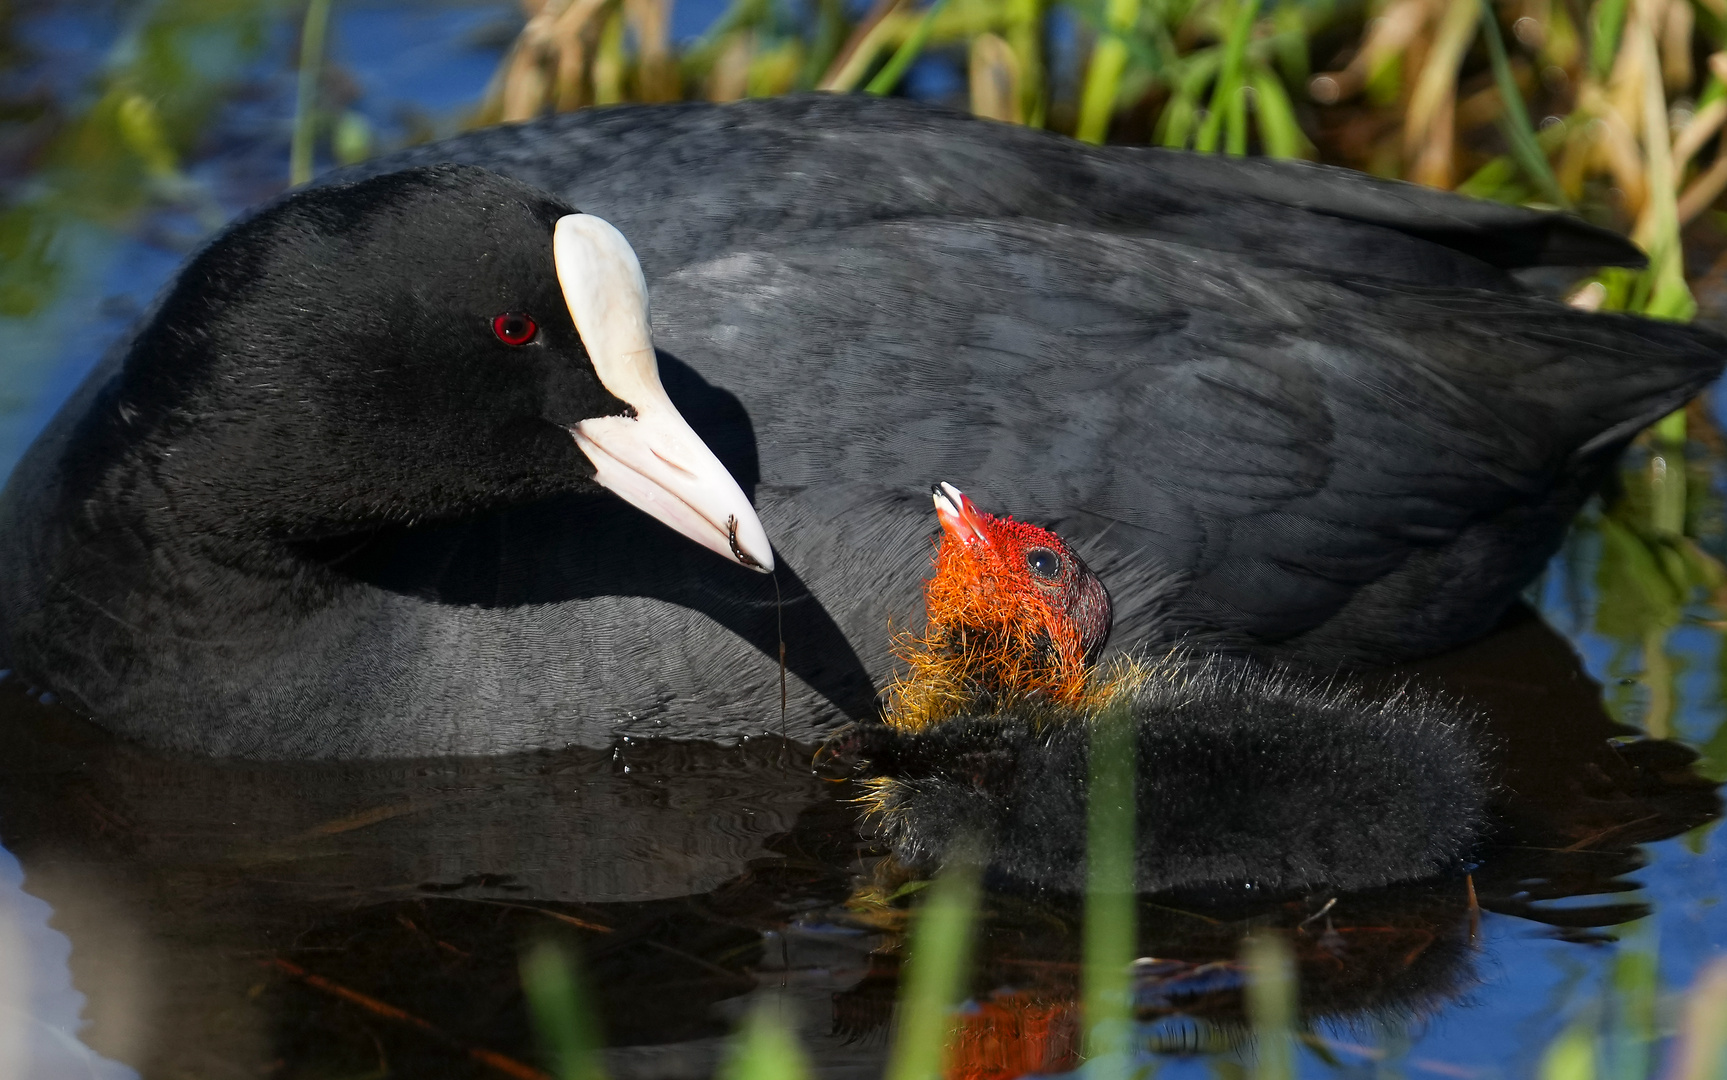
(477, 0, 1726, 310)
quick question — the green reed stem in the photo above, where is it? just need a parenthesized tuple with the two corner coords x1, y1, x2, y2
(683, 0, 769, 74)
(1006, 0, 1046, 126)
(1590, 0, 1628, 82)
(1670, 957, 1727, 1080)
(1605, 921, 1658, 1080)
(1195, 0, 1260, 154)
(1540, 1021, 1599, 1080)
(1651, 409, 1689, 540)
(1244, 933, 1296, 1080)
(1225, 68, 1250, 154)
(719, 1000, 814, 1080)
(1478, 0, 1568, 208)
(290, 0, 333, 186)
(520, 941, 609, 1080)
(1249, 65, 1309, 158)
(865, 0, 955, 95)
(1083, 698, 1136, 1078)
(1157, 50, 1221, 147)
(1076, 0, 1142, 142)
(883, 855, 982, 1080)
(798, 0, 849, 88)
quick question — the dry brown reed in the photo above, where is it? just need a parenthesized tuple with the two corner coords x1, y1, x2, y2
(474, 0, 1727, 297)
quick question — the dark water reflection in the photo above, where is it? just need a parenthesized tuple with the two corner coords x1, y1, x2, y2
(0, 603, 1717, 1077)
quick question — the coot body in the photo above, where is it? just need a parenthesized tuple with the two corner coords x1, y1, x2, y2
(1, 95, 1721, 757)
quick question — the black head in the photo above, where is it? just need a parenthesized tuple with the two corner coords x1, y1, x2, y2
(104, 164, 771, 569)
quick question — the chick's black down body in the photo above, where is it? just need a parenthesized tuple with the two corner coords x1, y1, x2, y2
(851, 656, 1491, 895)
(1, 94, 1723, 757)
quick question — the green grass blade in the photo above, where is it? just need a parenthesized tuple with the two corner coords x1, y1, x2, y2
(798, 0, 849, 88)
(1702, 69, 1727, 112)
(1651, 408, 1689, 539)
(1606, 923, 1658, 1080)
(1006, 0, 1047, 126)
(1590, 0, 1627, 82)
(1076, 0, 1144, 142)
(332, 109, 373, 165)
(1269, 2, 1307, 84)
(1083, 697, 1137, 1079)
(1195, 0, 1261, 154)
(1077, 36, 1132, 143)
(719, 1001, 814, 1080)
(1225, 71, 1249, 154)
(1248, 66, 1309, 158)
(1642, 235, 1698, 321)
(1539, 1022, 1598, 1080)
(1455, 155, 1530, 201)
(1243, 934, 1296, 1080)
(114, 94, 178, 179)
(520, 941, 610, 1080)
(1157, 50, 1220, 147)
(1157, 90, 1199, 146)
(1670, 957, 1727, 1080)
(682, 0, 770, 77)
(883, 856, 983, 1080)
(864, 0, 955, 96)
(1477, 0, 1568, 208)
(289, 0, 333, 186)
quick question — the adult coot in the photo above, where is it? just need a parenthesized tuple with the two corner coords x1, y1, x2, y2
(842, 485, 1488, 895)
(2, 95, 1722, 756)
(0, 167, 774, 755)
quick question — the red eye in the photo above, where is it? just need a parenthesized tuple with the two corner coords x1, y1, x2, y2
(492, 312, 538, 346)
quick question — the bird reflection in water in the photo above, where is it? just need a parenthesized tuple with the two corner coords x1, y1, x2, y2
(0, 602, 1714, 1075)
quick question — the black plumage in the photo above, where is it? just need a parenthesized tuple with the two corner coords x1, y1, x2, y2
(0, 94, 1721, 756)
(848, 654, 1491, 895)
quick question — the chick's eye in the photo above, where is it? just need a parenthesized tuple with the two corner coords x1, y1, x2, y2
(492, 312, 538, 346)
(1025, 547, 1062, 580)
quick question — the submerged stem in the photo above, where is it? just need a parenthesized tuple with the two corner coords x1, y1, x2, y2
(883, 856, 982, 1080)
(1082, 697, 1136, 1077)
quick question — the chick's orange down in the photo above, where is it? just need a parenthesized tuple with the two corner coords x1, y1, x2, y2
(884, 483, 1112, 731)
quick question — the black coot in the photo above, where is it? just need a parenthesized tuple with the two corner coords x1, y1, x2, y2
(1, 94, 1721, 757)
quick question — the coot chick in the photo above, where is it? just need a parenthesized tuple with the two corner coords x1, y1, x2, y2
(882, 482, 1112, 728)
(848, 486, 1490, 896)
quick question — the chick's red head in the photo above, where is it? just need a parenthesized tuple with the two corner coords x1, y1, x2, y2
(885, 483, 1112, 729)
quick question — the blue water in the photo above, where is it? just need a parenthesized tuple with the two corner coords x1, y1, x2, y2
(1, 2, 1724, 1077)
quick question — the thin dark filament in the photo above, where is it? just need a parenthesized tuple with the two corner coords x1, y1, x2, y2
(772, 567, 787, 759)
